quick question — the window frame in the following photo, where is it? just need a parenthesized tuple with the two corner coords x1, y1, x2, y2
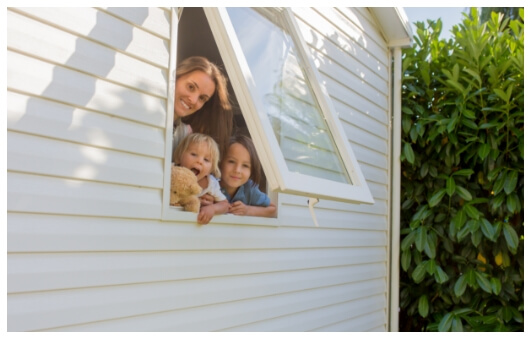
(204, 7, 374, 204)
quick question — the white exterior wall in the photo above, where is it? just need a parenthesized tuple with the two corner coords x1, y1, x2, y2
(7, 7, 391, 331)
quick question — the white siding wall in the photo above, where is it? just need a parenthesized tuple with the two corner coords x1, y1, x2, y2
(7, 7, 391, 331)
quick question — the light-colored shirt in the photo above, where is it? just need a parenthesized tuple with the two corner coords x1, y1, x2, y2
(200, 175, 227, 202)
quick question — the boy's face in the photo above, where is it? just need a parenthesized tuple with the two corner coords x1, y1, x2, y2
(220, 142, 252, 193)
(179, 141, 213, 181)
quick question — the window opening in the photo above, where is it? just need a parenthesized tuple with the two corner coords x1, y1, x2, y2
(175, 8, 270, 197)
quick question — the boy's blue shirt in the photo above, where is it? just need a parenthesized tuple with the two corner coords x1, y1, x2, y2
(220, 180, 270, 207)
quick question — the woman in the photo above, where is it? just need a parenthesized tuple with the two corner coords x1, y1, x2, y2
(172, 56, 233, 157)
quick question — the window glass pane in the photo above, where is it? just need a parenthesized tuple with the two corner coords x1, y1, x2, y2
(226, 8, 351, 184)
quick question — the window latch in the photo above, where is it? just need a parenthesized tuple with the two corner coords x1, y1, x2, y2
(308, 197, 320, 227)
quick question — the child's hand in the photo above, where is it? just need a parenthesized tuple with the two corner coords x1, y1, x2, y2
(228, 201, 249, 216)
(197, 205, 215, 224)
(200, 193, 215, 206)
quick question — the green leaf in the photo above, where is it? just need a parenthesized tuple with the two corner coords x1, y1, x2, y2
(504, 170, 518, 194)
(451, 317, 464, 332)
(494, 88, 509, 102)
(493, 171, 506, 195)
(418, 295, 429, 318)
(447, 116, 458, 133)
(506, 193, 519, 213)
(452, 169, 474, 176)
(471, 229, 483, 247)
(403, 142, 415, 164)
(456, 186, 473, 201)
(480, 218, 497, 241)
(478, 143, 490, 160)
(434, 266, 449, 284)
(429, 188, 446, 207)
(424, 233, 437, 259)
(453, 209, 467, 230)
(401, 231, 416, 251)
(438, 312, 454, 332)
(490, 277, 502, 295)
(420, 162, 429, 178)
(465, 270, 476, 286)
(503, 224, 519, 254)
(454, 275, 467, 297)
(401, 248, 411, 271)
(402, 106, 414, 115)
(415, 226, 428, 252)
(426, 259, 436, 275)
(475, 271, 492, 293)
(463, 204, 480, 220)
(412, 261, 428, 283)
(446, 176, 456, 196)
(457, 221, 471, 242)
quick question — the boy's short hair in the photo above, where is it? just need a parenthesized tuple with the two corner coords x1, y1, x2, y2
(227, 135, 262, 187)
(173, 133, 221, 178)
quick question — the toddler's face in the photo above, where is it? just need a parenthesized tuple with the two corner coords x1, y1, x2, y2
(179, 141, 213, 181)
(221, 142, 251, 192)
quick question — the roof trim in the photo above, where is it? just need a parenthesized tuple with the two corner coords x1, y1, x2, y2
(369, 7, 413, 48)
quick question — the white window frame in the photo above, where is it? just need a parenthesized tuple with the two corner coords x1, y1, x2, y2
(204, 7, 374, 204)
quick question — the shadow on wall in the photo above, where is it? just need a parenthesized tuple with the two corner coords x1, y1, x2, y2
(7, 7, 156, 215)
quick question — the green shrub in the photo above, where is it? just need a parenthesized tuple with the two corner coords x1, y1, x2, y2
(399, 8, 524, 331)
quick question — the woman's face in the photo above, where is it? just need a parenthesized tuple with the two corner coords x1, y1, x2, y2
(174, 70, 216, 120)
(220, 142, 252, 195)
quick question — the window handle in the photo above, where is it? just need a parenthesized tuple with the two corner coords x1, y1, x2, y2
(308, 197, 320, 227)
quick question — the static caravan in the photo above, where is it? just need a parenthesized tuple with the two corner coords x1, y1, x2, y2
(7, 7, 412, 331)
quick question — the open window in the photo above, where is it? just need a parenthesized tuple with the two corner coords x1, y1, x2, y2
(205, 7, 374, 204)
(162, 7, 373, 222)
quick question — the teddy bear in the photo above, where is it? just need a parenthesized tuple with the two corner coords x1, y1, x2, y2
(169, 165, 202, 212)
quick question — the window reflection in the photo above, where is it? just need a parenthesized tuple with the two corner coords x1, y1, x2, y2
(227, 8, 350, 184)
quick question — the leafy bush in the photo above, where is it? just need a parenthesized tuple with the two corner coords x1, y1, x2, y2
(399, 8, 524, 331)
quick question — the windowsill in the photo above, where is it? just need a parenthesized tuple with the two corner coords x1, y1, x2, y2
(162, 206, 280, 227)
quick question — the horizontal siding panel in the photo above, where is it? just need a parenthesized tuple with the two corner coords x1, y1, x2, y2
(319, 7, 388, 64)
(344, 123, 388, 157)
(8, 248, 386, 292)
(294, 7, 388, 77)
(280, 204, 387, 230)
(7, 92, 165, 158)
(280, 203, 388, 230)
(365, 181, 388, 201)
(327, 76, 388, 124)
(280, 194, 388, 221)
(11, 7, 169, 67)
(7, 51, 166, 128)
(296, 17, 388, 93)
(336, 100, 389, 140)
(99, 7, 170, 39)
(315, 309, 387, 332)
(26, 278, 386, 332)
(339, 7, 389, 52)
(7, 10, 167, 97)
(349, 141, 388, 171)
(7, 173, 161, 219)
(225, 294, 386, 331)
(358, 162, 388, 187)
(7, 131, 163, 188)
(313, 48, 388, 109)
(7, 213, 387, 252)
